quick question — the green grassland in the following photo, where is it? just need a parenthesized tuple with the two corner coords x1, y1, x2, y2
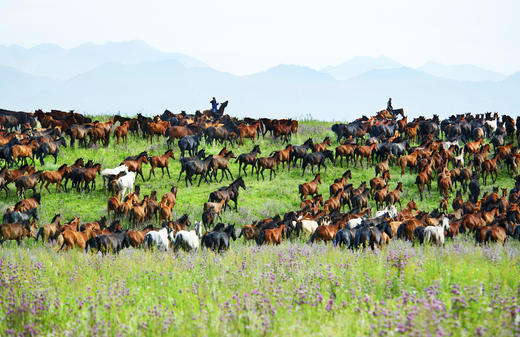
(0, 118, 515, 227)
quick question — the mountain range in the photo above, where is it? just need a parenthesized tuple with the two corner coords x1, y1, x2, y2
(0, 41, 517, 120)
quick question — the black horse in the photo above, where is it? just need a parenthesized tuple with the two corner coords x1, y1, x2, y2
(201, 224, 236, 252)
(3, 208, 38, 225)
(235, 145, 261, 177)
(290, 138, 314, 167)
(333, 228, 355, 248)
(185, 155, 213, 187)
(177, 149, 205, 182)
(209, 177, 247, 211)
(36, 137, 67, 165)
(179, 133, 202, 158)
(301, 150, 334, 176)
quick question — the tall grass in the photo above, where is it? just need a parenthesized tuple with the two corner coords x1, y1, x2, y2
(0, 238, 518, 336)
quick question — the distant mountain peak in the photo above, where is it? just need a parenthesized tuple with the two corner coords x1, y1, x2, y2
(417, 61, 506, 82)
(0, 40, 207, 80)
(321, 56, 403, 80)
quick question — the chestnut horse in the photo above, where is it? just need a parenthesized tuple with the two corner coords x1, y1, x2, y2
(299, 174, 321, 200)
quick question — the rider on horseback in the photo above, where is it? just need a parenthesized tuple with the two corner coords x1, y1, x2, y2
(387, 97, 393, 112)
(210, 97, 219, 113)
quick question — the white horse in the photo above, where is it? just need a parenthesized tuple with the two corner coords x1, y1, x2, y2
(423, 216, 450, 246)
(485, 118, 497, 134)
(116, 171, 136, 201)
(173, 222, 202, 252)
(101, 164, 128, 187)
(143, 227, 172, 251)
(453, 148, 464, 168)
(441, 140, 459, 152)
(299, 217, 329, 236)
(346, 217, 363, 229)
(375, 205, 398, 219)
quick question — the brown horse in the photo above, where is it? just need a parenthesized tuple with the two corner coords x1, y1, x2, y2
(375, 156, 391, 177)
(255, 155, 278, 181)
(481, 155, 498, 185)
(397, 152, 419, 176)
(12, 140, 39, 166)
(211, 151, 236, 182)
(335, 143, 355, 167)
(146, 121, 169, 143)
(114, 121, 129, 145)
(40, 164, 68, 193)
(484, 225, 507, 244)
(437, 170, 453, 198)
(385, 182, 403, 208)
(158, 199, 174, 222)
(374, 186, 389, 210)
(35, 214, 61, 243)
(308, 220, 343, 243)
(354, 144, 376, 168)
(128, 225, 155, 247)
(15, 171, 43, 198)
(313, 137, 331, 152)
(271, 145, 292, 171)
(415, 168, 432, 201)
(148, 149, 175, 179)
(59, 228, 95, 251)
(330, 170, 352, 196)
(107, 191, 122, 219)
(299, 174, 321, 200)
(6, 165, 35, 185)
(263, 224, 285, 245)
(14, 193, 41, 212)
(238, 122, 261, 144)
(0, 221, 37, 245)
(161, 186, 178, 206)
(123, 154, 148, 182)
(464, 138, 483, 160)
(324, 190, 343, 214)
(131, 196, 149, 225)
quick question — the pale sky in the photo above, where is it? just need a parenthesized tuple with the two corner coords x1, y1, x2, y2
(1, 0, 519, 75)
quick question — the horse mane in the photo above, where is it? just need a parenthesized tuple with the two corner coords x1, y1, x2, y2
(177, 214, 189, 223)
(50, 213, 60, 223)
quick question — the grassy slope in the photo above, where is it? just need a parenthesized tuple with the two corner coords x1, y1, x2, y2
(0, 118, 515, 227)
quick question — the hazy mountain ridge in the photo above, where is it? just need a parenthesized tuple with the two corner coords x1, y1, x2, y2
(0, 42, 517, 120)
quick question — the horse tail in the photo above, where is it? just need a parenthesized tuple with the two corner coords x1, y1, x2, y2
(58, 239, 66, 252)
(333, 232, 339, 248)
(484, 229, 492, 244)
(298, 184, 303, 198)
(256, 230, 265, 246)
(423, 230, 431, 244)
(143, 234, 151, 249)
(35, 227, 43, 242)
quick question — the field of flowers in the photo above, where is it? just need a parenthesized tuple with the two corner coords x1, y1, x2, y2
(1, 237, 519, 336)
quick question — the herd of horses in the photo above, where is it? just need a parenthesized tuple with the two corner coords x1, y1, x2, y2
(1, 105, 520, 253)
